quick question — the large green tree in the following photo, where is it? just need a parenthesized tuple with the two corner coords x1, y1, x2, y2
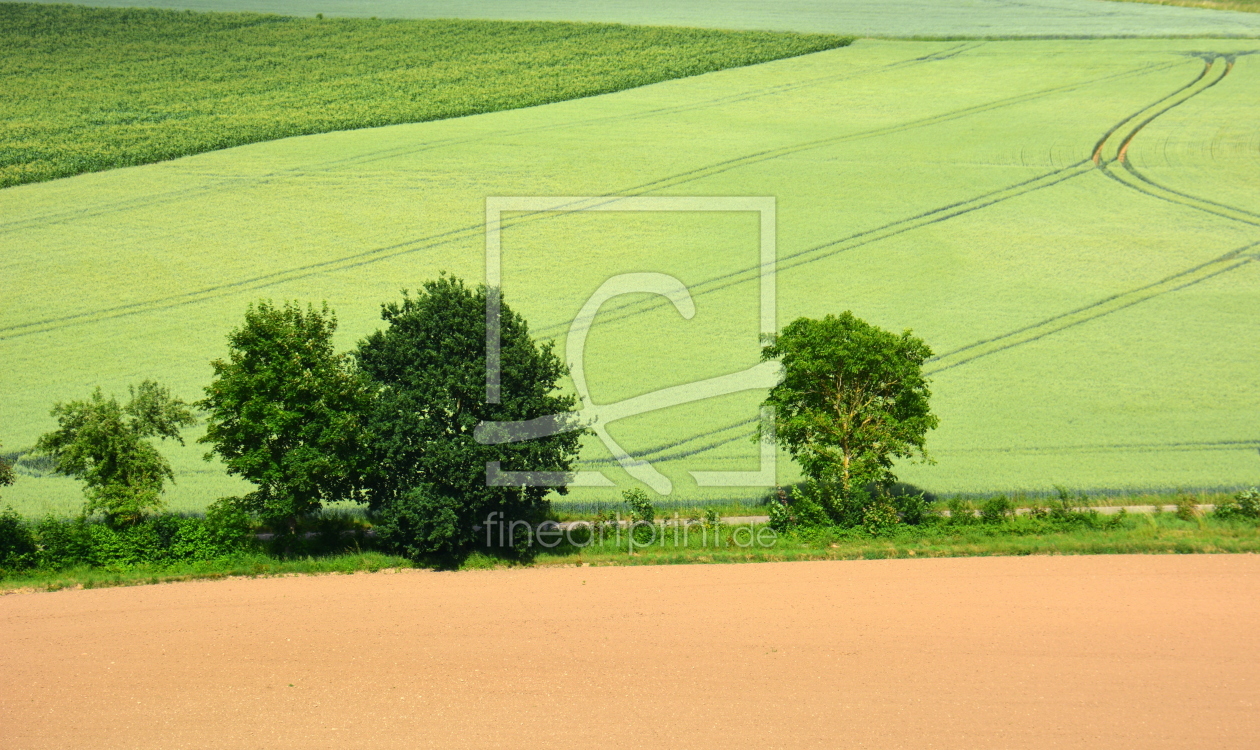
(199, 301, 371, 530)
(35, 381, 197, 525)
(355, 276, 584, 558)
(761, 312, 938, 523)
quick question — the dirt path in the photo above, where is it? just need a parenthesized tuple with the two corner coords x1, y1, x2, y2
(2, 555, 1258, 749)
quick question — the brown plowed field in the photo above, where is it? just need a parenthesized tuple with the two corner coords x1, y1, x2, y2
(2, 555, 1258, 749)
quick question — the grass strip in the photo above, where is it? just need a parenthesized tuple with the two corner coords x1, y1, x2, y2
(0, 551, 413, 594)
(0, 3, 851, 189)
(6, 515, 1256, 592)
(521, 515, 1260, 566)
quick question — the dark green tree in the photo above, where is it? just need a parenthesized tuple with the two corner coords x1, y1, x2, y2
(34, 381, 197, 525)
(199, 301, 372, 531)
(761, 312, 938, 526)
(355, 276, 584, 559)
(0, 443, 15, 493)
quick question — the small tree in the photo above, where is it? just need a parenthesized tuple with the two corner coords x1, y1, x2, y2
(355, 276, 584, 559)
(199, 301, 371, 531)
(35, 381, 197, 525)
(761, 312, 938, 525)
(0, 444, 14, 493)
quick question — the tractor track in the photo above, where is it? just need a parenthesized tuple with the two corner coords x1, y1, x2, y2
(1098, 53, 1260, 228)
(926, 239, 1260, 374)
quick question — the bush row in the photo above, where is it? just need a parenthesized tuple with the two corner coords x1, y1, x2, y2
(0, 501, 252, 575)
(768, 486, 1260, 536)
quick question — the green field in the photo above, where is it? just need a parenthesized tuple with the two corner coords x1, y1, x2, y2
(2, 6, 1259, 517)
(1120, 0, 1260, 14)
(0, 4, 850, 188)
(19, 0, 1260, 37)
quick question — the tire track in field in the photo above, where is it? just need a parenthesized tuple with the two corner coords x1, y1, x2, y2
(1098, 53, 1260, 228)
(576, 417, 761, 468)
(0, 44, 976, 238)
(1090, 57, 1212, 165)
(926, 238, 1260, 374)
(321, 44, 982, 174)
(0, 60, 1164, 342)
(533, 160, 1095, 339)
(936, 439, 1260, 456)
(606, 60, 1172, 198)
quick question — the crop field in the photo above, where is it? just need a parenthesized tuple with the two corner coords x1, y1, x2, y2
(4, 31, 1259, 517)
(1119, 0, 1260, 14)
(22, 0, 1260, 37)
(0, 4, 850, 188)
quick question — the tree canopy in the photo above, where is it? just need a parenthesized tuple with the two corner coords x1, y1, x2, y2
(355, 276, 584, 558)
(761, 312, 937, 516)
(199, 301, 371, 529)
(35, 381, 196, 524)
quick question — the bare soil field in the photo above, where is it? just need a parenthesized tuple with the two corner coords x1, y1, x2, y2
(2, 555, 1258, 749)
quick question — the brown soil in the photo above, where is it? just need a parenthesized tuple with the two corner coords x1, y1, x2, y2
(2, 555, 1258, 749)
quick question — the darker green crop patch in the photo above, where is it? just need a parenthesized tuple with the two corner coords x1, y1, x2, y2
(0, 3, 852, 188)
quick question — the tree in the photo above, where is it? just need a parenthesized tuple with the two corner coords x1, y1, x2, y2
(34, 381, 197, 525)
(761, 312, 938, 525)
(199, 301, 372, 531)
(355, 276, 584, 558)
(0, 443, 15, 494)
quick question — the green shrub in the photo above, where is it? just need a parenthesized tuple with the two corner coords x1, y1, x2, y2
(1175, 495, 1199, 521)
(861, 498, 901, 535)
(26, 511, 253, 572)
(372, 484, 464, 561)
(1050, 487, 1089, 520)
(0, 505, 37, 573)
(703, 507, 722, 530)
(1025, 498, 1049, 519)
(767, 496, 792, 532)
(623, 488, 655, 525)
(1215, 488, 1260, 521)
(891, 492, 933, 525)
(783, 480, 840, 528)
(624, 488, 656, 545)
(979, 495, 1015, 524)
(35, 515, 96, 569)
(205, 497, 255, 550)
(773, 481, 932, 532)
(945, 497, 976, 525)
